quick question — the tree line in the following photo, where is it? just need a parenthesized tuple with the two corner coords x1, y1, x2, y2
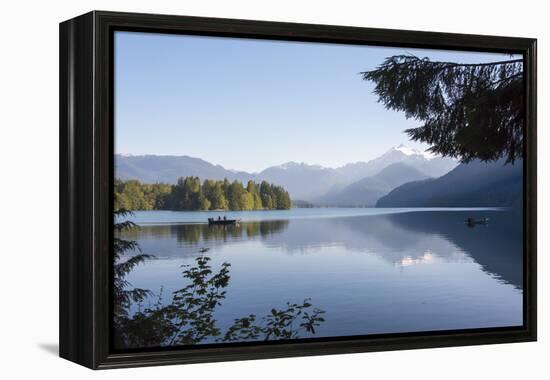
(115, 177, 292, 211)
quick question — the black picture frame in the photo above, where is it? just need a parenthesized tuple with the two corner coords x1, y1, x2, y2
(59, 10, 537, 369)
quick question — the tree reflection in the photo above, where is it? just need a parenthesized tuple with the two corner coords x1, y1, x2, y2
(172, 220, 289, 245)
(113, 212, 324, 350)
(119, 220, 289, 246)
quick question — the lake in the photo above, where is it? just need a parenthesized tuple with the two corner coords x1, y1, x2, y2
(116, 207, 523, 346)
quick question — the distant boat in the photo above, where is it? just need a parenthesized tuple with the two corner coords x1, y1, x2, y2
(208, 217, 237, 226)
(466, 217, 489, 226)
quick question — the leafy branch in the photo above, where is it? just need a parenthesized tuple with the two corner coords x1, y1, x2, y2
(112, 213, 326, 349)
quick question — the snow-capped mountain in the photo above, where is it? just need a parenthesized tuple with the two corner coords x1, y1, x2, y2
(335, 145, 456, 184)
(393, 144, 438, 160)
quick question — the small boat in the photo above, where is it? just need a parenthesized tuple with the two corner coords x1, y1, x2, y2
(208, 217, 237, 225)
(466, 217, 489, 226)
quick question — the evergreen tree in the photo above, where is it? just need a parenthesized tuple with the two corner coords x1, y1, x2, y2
(240, 192, 255, 210)
(171, 176, 202, 210)
(259, 181, 272, 209)
(212, 181, 228, 210)
(362, 55, 524, 163)
(198, 193, 211, 210)
(222, 178, 231, 199)
(227, 180, 246, 211)
(247, 180, 263, 210)
(203, 179, 228, 210)
(272, 185, 291, 209)
(202, 180, 216, 210)
(269, 184, 279, 209)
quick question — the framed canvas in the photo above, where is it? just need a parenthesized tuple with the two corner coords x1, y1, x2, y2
(59, 11, 537, 369)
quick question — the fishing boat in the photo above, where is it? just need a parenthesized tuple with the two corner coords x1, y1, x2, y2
(208, 217, 237, 225)
(465, 217, 489, 226)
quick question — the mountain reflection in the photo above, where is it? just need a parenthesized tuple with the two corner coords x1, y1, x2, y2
(120, 211, 522, 289)
(259, 211, 522, 288)
(386, 211, 523, 289)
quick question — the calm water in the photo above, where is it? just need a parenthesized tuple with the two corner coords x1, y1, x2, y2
(119, 207, 504, 225)
(117, 208, 523, 343)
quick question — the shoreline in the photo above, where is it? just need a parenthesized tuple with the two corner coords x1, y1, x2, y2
(116, 207, 507, 226)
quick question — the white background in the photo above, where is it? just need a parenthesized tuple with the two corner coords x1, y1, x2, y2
(0, 0, 546, 378)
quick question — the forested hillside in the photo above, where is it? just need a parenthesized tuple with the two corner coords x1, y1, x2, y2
(376, 159, 522, 207)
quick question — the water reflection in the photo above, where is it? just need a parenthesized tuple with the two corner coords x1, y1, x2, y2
(113, 212, 325, 350)
(118, 210, 523, 342)
(386, 211, 522, 288)
(120, 220, 288, 246)
(120, 211, 522, 289)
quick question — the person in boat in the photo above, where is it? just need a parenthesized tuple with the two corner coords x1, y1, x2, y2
(223, 215, 227, 221)
(466, 217, 489, 225)
(218, 216, 221, 221)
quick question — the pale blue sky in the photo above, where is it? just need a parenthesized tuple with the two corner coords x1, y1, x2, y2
(115, 31, 517, 173)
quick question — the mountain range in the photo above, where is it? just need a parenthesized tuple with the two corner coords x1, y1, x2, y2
(376, 159, 523, 208)
(116, 145, 457, 203)
(316, 162, 431, 206)
(116, 147, 523, 208)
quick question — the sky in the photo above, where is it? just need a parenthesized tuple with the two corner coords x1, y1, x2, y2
(115, 31, 518, 173)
